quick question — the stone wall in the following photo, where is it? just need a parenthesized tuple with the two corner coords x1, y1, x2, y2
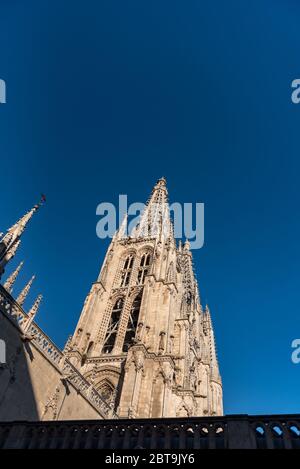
(0, 286, 116, 421)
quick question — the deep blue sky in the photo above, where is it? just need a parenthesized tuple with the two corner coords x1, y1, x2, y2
(1, 0, 300, 415)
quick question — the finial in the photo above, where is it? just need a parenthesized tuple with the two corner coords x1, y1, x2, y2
(16, 275, 35, 307)
(157, 176, 167, 185)
(23, 294, 42, 332)
(183, 239, 191, 251)
(3, 261, 24, 293)
(151, 177, 168, 195)
(204, 304, 211, 318)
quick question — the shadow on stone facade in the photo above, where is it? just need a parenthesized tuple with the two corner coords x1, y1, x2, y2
(0, 312, 39, 421)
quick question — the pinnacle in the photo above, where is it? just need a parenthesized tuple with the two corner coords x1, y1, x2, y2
(157, 176, 167, 185)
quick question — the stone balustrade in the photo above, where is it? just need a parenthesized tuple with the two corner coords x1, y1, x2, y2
(0, 414, 299, 449)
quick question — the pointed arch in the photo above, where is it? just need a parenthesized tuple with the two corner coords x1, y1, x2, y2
(102, 297, 124, 354)
(176, 402, 191, 417)
(137, 252, 152, 284)
(120, 254, 135, 287)
(97, 379, 115, 404)
(122, 292, 143, 352)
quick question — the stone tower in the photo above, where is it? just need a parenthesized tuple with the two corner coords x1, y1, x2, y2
(66, 178, 223, 418)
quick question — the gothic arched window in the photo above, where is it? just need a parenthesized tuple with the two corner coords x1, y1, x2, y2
(102, 298, 124, 354)
(120, 254, 134, 287)
(97, 380, 115, 404)
(122, 292, 142, 352)
(137, 253, 151, 285)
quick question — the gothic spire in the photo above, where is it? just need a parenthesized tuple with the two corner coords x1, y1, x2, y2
(0, 196, 45, 279)
(132, 177, 172, 240)
(3, 261, 24, 293)
(147, 177, 169, 207)
(204, 304, 221, 384)
(16, 275, 35, 307)
(27, 294, 42, 321)
(0, 204, 38, 252)
(23, 294, 42, 332)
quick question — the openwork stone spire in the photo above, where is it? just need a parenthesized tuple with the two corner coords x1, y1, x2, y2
(0, 197, 44, 278)
(3, 261, 24, 293)
(132, 177, 172, 240)
(0, 204, 39, 253)
(16, 275, 35, 307)
(70, 178, 223, 418)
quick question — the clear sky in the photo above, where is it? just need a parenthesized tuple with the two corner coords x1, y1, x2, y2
(0, 0, 300, 416)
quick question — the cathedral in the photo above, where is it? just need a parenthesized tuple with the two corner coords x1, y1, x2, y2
(0, 178, 223, 421)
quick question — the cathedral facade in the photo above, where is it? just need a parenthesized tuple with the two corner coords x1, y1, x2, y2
(0, 179, 223, 421)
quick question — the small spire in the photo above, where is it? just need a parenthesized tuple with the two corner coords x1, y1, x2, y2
(0, 198, 45, 279)
(3, 261, 24, 293)
(1, 205, 38, 250)
(16, 275, 35, 307)
(24, 294, 42, 332)
(203, 304, 212, 325)
(28, 294, 42, 320)
(183, 239, 191, 251)
(157, 176, 167, 186)
(204, 304, 221, 383)
(0, 240, 21, 278)
(0, 197, 45, 268)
